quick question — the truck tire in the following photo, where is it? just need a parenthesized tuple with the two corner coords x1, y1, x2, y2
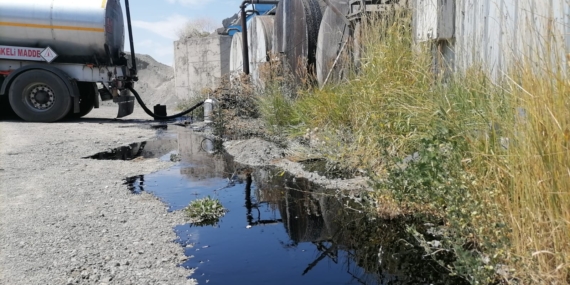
(67, 82, 96, 119)
(8, 70, 72, 122)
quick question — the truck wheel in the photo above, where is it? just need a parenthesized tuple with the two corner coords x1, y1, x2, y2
(67, 82, 96, 119)
(8, 70, 72, 122)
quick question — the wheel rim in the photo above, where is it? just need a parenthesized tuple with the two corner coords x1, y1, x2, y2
(26, 84, 55, 111)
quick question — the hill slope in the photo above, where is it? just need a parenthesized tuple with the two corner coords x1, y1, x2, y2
(122, 54, 180, 110)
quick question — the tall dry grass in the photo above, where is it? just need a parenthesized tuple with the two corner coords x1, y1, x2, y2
(257, 9, 570, 284)
(495, 63, 570, 283)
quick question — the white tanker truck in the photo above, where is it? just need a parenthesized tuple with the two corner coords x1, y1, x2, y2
(0, 0, 138, 122)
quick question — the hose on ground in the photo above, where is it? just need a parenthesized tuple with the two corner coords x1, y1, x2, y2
(127, 86, 204, 120)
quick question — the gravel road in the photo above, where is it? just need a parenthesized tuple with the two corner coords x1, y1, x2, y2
(0, 106, 196, 285)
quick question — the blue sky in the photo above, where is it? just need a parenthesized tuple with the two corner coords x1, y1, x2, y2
(126, 0, 245, 66)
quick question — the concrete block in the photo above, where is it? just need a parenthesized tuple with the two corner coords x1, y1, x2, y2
(174, 34, 232, 101)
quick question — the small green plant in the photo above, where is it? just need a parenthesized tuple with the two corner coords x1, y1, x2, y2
(170, 153, 181, 162)
(378, 127, 499, 284)
(185, 196, 227, 226)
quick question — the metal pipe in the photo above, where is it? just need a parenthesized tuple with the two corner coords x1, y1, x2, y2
(240, 7, 249, 75)
(124, 0, 138, 79)
(240, 0, 279, 75)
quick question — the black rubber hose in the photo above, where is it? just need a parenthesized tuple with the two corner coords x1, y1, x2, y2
(127, 86, 205, 120)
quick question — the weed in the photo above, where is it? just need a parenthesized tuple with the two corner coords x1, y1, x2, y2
(254, 7, 570, 285)
(185, 196, 227, 227)
(176, 91, 208, 120)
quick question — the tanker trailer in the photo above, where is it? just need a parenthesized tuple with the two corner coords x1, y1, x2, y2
(0, 0, 137, 122)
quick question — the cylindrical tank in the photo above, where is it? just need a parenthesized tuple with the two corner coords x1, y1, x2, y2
(229, 32, 244, 77)
(273, 0, 322, 80)
(316, 0, 350, 87)
(0, 0, 124, 64)
(248, 16, 274, 88)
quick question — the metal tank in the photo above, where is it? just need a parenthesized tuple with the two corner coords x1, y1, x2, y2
(249, 16, 275, 88)
(229, 32, 244, 75)
(316, 0, 350, 87)
(273, 0, 322, 80)
(0, 0, 124, 64)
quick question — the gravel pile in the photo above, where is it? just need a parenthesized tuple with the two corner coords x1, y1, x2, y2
(102, 54, 180, 109)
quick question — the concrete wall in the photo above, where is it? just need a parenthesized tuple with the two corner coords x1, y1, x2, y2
(174, 34, 231, 100)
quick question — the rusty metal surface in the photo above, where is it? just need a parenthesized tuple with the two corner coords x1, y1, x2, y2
(273, 0, 323, 80)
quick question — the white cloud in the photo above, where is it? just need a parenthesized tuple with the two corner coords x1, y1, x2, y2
(138, 40, 173, 57)
(132, 14, 189, 40)
(136, 39, 174, 66)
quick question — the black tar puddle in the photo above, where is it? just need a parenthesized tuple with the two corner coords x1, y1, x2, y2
(92, 126, 466, 285)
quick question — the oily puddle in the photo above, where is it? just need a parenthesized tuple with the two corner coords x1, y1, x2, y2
(96, 127, 468, 285)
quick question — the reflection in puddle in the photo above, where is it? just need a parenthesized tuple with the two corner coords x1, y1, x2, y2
(84, 136, 178, 161)
(299, 158, 355, 179)
(122, 127, 467, 285)
(86, 142, 149, 160)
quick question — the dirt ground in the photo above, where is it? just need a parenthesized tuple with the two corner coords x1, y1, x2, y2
(0, 98, 369, 285)
(0, 106, 196, 285)
(223, 138, 370, 191)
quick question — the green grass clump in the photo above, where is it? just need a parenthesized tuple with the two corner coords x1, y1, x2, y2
(257, 10, 570, 285)
(185, 196, 226, 226)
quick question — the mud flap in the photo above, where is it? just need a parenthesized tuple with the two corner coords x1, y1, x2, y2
(116, 95, 135, 118)
(72, 79, 80, 113)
